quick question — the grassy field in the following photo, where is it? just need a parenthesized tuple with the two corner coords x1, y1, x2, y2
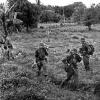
(0, 24, 100, 100)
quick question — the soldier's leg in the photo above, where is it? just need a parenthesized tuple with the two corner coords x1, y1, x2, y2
(72, 69, 78, 90)
(1, 46, 4, 58)
(3, 49, 9, 60)
(7, 50, 10, 60)
(61, 68, 74, 88)
(9, 49, 14, 60)
(83, 55, 90, 71)
(42, 60, 47, 76)
(37, 61, 43, 76)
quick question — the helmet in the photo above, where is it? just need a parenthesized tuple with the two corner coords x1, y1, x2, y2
(81, 38, 85, 42)
(39, 42, 45, 47)
(71, 48, 77, 54)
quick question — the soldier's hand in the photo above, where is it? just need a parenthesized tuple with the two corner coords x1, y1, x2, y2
(45, 56, 48, 62)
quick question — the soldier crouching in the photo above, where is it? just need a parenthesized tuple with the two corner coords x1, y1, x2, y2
(35, 42, 48, 76)
(61, 49, 82, 90)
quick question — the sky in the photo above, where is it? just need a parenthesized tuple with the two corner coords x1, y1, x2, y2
(0, 0, 100, 8)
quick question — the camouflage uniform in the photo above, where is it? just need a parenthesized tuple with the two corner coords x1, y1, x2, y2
(35, 43, 48, 76)
(0, 36, 5, 57)
(79, 38, 90, 71)
(3, 37, 14, 60)
(61, 49, 81, 89)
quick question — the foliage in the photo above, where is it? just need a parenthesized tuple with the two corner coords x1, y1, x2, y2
(54, 5, 74, 18)
(36, 0, 41, 5)
(72, 2, 86, 23)
(7, 0, 40, 31)
(63, 5, 75, 18)
(0, 3, 9, 36)
(83, 5, 97, 30)
(40, 10, 61, 23)
(54, 6, 63, 15)
(95, 4, 100, 23)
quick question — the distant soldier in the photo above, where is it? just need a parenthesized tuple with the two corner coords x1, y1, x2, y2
(35, 42, 48, 76)
(79, 38, 94, 71)
(0, 35, 5, 57)
(61, 49, 82, 90)
(2, 36, 14, 60)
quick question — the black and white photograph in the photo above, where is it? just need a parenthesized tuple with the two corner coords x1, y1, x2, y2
(0, 0, 100, 100)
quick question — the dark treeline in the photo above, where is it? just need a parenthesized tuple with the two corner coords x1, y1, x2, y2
(38, 2, 100, 30)
(0, 0, 100, 31)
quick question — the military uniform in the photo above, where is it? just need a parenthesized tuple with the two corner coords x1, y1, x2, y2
(0, 36, 5, 57)
(35, 43, 48, 76)
(61, 49, 81, 89)
(79, 38, 91, 71)
(3, 37, 14, 60)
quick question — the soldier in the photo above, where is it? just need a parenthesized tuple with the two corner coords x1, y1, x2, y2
(61, 48, 82, 90)
(79, 38, 94, 71)
(0, 35, 5, 57)
(3, 36, 14, 60)
(35, 42, 48, 76)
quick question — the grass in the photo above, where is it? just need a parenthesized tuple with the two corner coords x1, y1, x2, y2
(0, 23, 100, 100)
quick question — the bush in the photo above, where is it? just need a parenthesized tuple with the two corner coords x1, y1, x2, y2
(8, 0, 40, 31)
(40, 10, 61, 23)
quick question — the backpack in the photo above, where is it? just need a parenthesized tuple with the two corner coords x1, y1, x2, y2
(88, 44, 94, 55)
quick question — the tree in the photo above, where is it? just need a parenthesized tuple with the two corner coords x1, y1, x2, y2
(95, 3, 100, 23)
(83, 5, 97, 30)
(40, 10, 61, 23)
(64, 5, 74, 18)
(7, 0, 40, 31)
(36, 0, 41, 5)
(72, 2, 86, 23)
(0, 2, 9, 37)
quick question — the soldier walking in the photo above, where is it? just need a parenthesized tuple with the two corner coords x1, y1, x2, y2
(35, 42, 48, 76)
(61, 49, 82, 90)
(79, 38, 94, 71)
(3, 36, 14, 60)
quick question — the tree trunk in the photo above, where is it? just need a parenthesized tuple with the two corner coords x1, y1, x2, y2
(2, 13, 8, 37)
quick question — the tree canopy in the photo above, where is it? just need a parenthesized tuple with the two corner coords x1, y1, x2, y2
(0, 1, 100, 31)
(7, 0, 40, 31)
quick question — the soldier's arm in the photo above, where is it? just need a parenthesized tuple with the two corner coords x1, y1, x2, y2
(62, 57, 67, 64)
(44, 48, 48, 56)
(76, 54, 82, 62)
(66, 55, 72, 64)
(79, 47, 83, 55)
(85, 43, 90, 52)
(35, 50, 38, 58)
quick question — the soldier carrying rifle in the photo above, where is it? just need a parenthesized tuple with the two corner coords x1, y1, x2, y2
(79, 38, 94, 71)
(35, 42, 49, 76)
(61, 48, 82, 90)
(0, 35, 14, 60)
